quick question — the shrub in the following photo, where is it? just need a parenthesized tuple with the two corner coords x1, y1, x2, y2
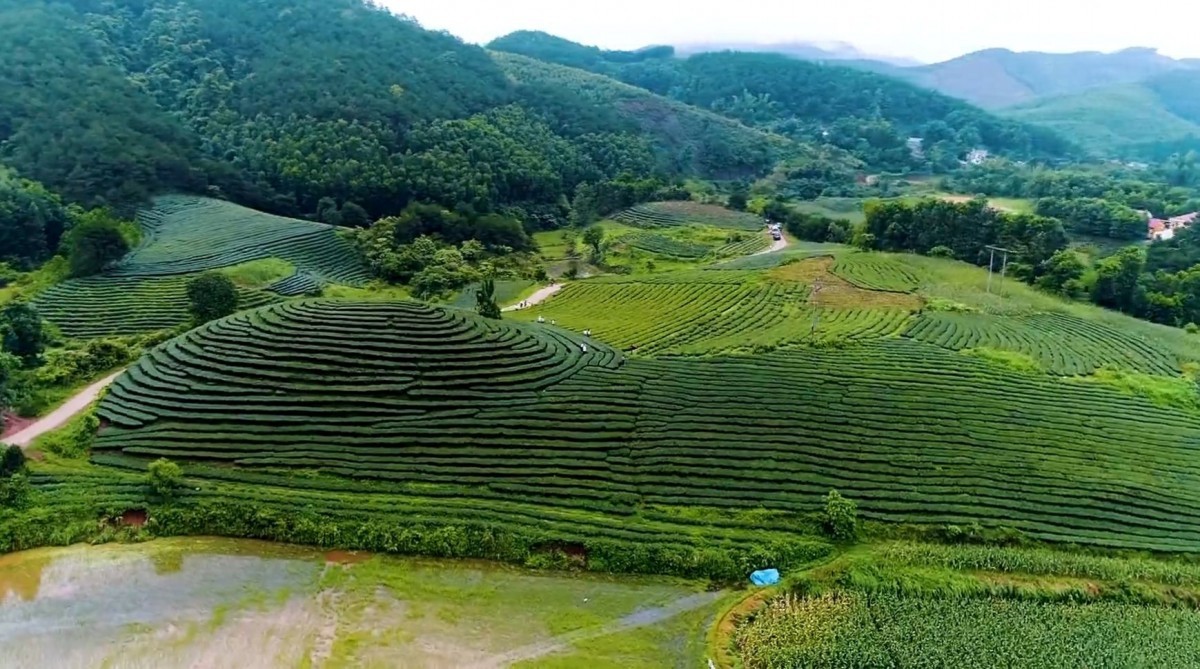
(476, 278, 501, 319)
(0, 445, 25, 477)
(186, 273, 239, 324)
(147, 458, 184, 498)
(929, 245, 955, 258)
(823, 489, 859, 541)
(1187, 323, 1199, 335)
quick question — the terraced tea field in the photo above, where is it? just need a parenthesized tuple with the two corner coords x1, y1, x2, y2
(33, 276, 279, 338)
(34, 196, 370, 338)
(116, 196, 368, 285)
(91, 297, 1200, 553)
(616, 201, 764, 231)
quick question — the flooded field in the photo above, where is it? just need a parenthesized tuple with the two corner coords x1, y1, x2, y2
(0, 538, 725, 668)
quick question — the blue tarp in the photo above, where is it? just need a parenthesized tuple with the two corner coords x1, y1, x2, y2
(749, 568, 780, 586)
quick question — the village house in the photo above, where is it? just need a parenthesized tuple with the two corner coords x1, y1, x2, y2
(1149, 211, 1199, 241)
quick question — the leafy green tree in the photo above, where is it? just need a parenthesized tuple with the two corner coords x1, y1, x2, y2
(1036, 249, 1088, 296)
(147, 458, 184, 498)
(186, 273, 239, 324)
(823, 489, 859, 541)
(727, 186, 749, 211)
(1, 303, 45, 363)
(476, 279, 502, 319)
(0, 472, 31, 509)
(1091, 246, 1147, 313)
(339, 201, 371, 228)
(0, 353, 25, 430)
(582, 226, 605, 262)
(66, 216, 130, 277)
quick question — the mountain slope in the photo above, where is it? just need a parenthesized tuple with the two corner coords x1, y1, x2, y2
(2, 0, 786, 228)
(1005, 70, 1200, 157)
(493, 52, 786, 178)
(903, 47, 1192, 109)
(490, 34, 1075, 169)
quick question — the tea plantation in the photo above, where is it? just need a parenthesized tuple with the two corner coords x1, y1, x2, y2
(93, 282, 1200, 553)
(34, 196, 369, 337)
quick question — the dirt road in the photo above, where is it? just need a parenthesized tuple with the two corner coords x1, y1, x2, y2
(502, 283, 563, 312)
(4, 371, 123, 448)
(754, 232, 789, 256)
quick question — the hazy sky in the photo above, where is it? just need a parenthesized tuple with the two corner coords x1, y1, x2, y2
(378, 0, 1199, 63)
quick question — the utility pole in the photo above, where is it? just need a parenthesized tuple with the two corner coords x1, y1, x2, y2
(985, 245, 1013, 296)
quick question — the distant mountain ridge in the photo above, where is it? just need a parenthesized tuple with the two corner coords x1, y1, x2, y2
(675, 40, 921, 67)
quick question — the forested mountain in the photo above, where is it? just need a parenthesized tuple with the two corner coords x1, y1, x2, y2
(1005, 70, 1200, 159)
(0, 0, 784, 241)
(490, 33, 1075, 171)
(488, 31, 675, 72)
(900, 47, 1191, 109)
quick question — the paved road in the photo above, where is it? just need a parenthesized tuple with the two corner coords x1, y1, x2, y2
(5, 371, 123, 447)
(502, 283, 563, 312)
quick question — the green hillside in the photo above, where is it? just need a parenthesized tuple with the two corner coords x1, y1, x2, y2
(489, 34, 1075, 170)
(81, 251, 1200, 554)
(1005, 70, 1200, 156)
(32, 196, 368, 338)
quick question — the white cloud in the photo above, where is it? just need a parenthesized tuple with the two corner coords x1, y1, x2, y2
(377, 0, 1200, 63)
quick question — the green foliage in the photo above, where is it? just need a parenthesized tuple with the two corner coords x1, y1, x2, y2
(822, 490, 858, 541)
(147, 458, 184, 499)
(1035, 249, 1088, 296)
(36, 410, 99, 460)
(1071, 367, 1199, 410)
(962, 347, 1042, 375)
(928, 245, 955, 258)
(475, 279, 502, 320)
(582, 226, 606, 260)
(65, 212, 132, 277)
(1, 302, 46, 363)
(0, 445, 26, 478)
(0, 167, 69, 269)
(1035, 196, 1147, 240)
(186, 273, 239, 324)
(864, 197, 1068, 275)
(615, 201, 763, 231)
(0, 472, 31, 509)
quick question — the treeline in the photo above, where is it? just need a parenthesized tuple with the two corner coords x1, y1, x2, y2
(859, 198, 1200, 330)
(862, 199, 1067, 279)
(945, 160, 1200, 219)
(491, 35, 1075, 171)
(1, 0, 776, 238)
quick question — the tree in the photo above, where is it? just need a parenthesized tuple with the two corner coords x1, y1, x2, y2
(0, 445, 25, 477)
(1091, 246, 1146, 313)
(66, 215, 130, 277)
(582, 225, 605, 262)
(822, 489, 859, 541)
(339, 201, 371, 228)
(0, 353, 25, 433)
(476, 278, 502, 319)
(147, 457, 184, 498)
(727, 186, 749, 211)
(1036, 249, 1087, 296)
(186, 273, 239, 324)
(1, 302, 45, 363)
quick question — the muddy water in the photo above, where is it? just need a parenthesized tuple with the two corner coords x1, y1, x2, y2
(0, 538, 712, 669)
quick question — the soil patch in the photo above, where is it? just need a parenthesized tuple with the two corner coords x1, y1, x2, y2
(1, 413, 35, 441)
(325, 549, 371, 565)
(769, 257, 922, 310)
(119, 509, 148, 527)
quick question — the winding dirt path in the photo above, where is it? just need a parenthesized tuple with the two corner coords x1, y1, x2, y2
(754, 231, 789, 256)
(4, 371, 123, 448)
(502, 283, 563, 312)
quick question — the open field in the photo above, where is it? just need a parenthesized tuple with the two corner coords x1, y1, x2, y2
(731, 542, 1200, 668)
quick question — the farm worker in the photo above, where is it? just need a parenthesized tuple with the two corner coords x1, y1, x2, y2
(581, 343, 588, 353)
(551, 319, 557, 325)
(537, 315, 545, 323)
